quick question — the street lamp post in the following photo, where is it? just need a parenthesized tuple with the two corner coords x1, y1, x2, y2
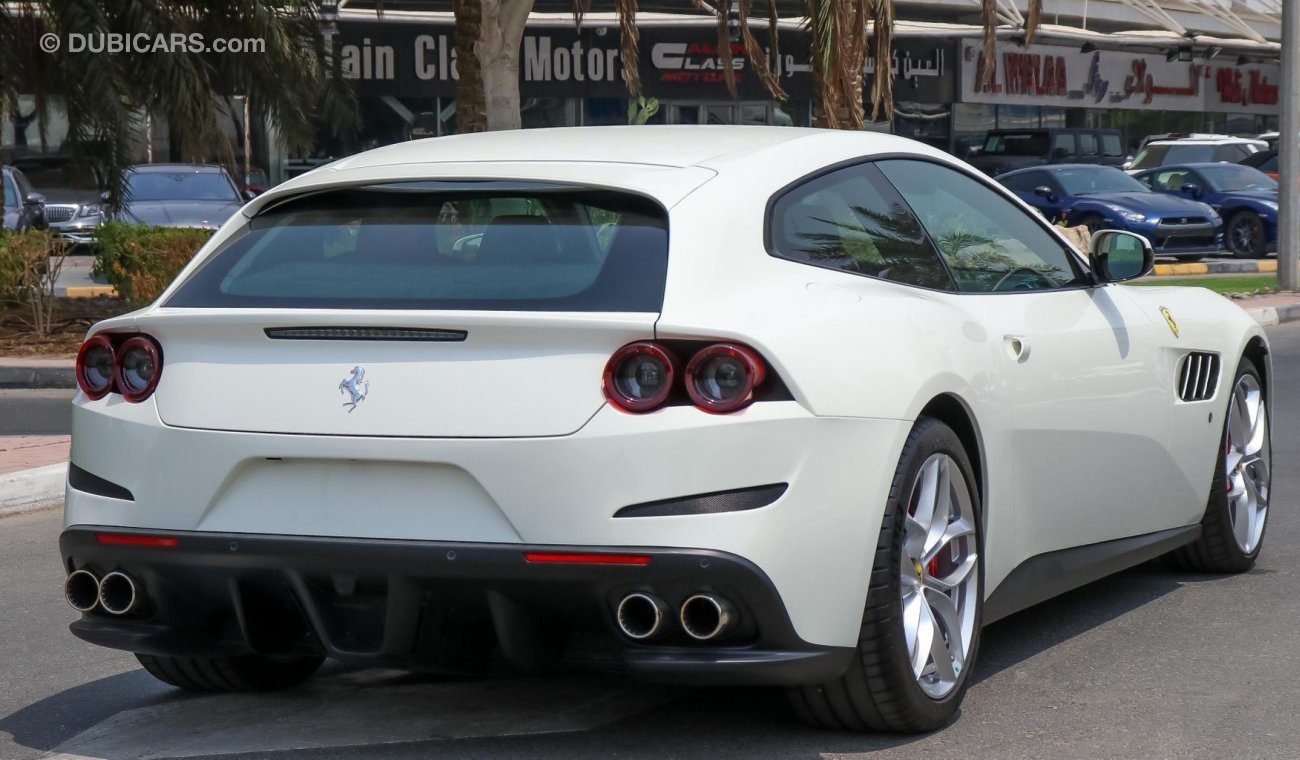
(1280, 0, 1299, 291)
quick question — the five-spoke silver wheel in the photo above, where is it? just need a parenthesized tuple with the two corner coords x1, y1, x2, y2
(1226, 373, 1270, 554)
(900, 453, 979, 700)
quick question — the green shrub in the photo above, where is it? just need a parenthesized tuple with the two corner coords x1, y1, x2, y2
(94, 223, 213, 305)
(0, 230, 70, 334)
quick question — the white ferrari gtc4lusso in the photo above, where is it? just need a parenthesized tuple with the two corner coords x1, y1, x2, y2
(61, 127, 1272, 733)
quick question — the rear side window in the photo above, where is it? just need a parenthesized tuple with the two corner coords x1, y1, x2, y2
(1102, 133, 1124, 157)
(1078, 133, 1098, 156)
(1052, 132, 1077, 157)
(768, 163, 953, 291)
(165, 183, 669, 311)
(1213, 145, 1249, 162)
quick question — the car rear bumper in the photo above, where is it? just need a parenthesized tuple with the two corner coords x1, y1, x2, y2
(59, 526, 855, 685)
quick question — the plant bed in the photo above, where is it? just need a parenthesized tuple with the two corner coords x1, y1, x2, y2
(0, 297, 128, 357)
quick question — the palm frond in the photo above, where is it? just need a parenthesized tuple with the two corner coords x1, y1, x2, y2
(616, 0, 641, 97)
(980, 0, 998, 89)
(1024, 0, 1042, 44)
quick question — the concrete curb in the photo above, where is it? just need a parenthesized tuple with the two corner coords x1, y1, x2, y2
(0, 364, 76, 389)
(0, 463, 66, 517)
(1244, 303, 1300, 327)
(1153, 260, 1276, 276)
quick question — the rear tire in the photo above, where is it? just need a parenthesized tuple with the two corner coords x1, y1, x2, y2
(787, 418, 983, 733)
(1170, 358, 1270, 573)
(136, 653, 324, 692)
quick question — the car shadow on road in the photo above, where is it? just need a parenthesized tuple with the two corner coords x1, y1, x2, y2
(0, 564, 1196, 760)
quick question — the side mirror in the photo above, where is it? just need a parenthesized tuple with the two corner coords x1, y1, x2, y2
(22, 192, 45, 206)
(1180, 182, 1201, 198)
(1121, 161, 1133, 171)
(1050, 147, 1071, 161)
(242, 189, 259, 201)
(1091, 230, 1154, 283)
(99, 190, 112, 203)
(1033, 185, 1057, 202)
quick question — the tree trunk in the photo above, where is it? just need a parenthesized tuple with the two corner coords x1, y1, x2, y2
(455, 0, 534, 133)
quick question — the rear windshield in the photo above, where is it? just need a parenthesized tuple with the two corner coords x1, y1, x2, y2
(165, 183, 669, 311)
(982, 132, 1050, 156)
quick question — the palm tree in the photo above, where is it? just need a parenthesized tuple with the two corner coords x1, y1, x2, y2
(0, 0, 355, 210)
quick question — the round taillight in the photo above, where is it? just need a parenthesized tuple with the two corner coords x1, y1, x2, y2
(75, 335, 115, 400)
(685, 343, 766, 414)
(603, 342, 677, 413)
(113, 336, 163, 403)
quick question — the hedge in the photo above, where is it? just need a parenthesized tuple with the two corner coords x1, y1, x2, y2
(94, 223, 213, 305)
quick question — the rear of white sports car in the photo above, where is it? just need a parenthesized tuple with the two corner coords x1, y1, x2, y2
(60, 144, 909, 695)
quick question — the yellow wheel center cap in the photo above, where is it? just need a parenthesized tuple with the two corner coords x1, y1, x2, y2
(915, 561, 925, 578)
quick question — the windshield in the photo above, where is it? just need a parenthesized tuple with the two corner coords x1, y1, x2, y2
(1130, 144, 1218, 169)
(165, 183, 670, 311)
(982, 132, 1050, 156)
(125, 170, 238, 202)
(1199, 165, 1277, 193)
(1054, 167, 1148, 195)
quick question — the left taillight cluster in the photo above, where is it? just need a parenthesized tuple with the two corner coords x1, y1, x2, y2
(602, 340, 784, 415)
(76, 334, 163, 403)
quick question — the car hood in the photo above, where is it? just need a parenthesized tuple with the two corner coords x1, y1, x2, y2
(1082, 192, 1209, 215)
(120, 200, 241, 228)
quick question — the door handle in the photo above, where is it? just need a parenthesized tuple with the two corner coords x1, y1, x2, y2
(1005, 335, 1031, 363)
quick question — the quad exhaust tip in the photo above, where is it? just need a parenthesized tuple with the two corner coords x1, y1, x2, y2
(680, 594, 737, 641)
(98, 571, 140, 616)
(616, 592, 670, 640)
(64, 569, 100, 612)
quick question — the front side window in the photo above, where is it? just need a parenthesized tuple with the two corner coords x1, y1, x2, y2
(2, 173, 16, 210)
(983, 132, 1050, 156)
(1078, 133, 1099, 156)
(166, 183, 670, 311)
(769, 163, 953, 290)
(877, 160, 1088, 293)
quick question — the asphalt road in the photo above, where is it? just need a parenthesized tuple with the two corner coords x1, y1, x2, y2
(0, 389, 75, 435)
(3, 325, 1299, 759)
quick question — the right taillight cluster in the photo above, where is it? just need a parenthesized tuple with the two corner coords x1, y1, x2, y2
(76, 334, 163, 403)
(603, 340, 786, 414)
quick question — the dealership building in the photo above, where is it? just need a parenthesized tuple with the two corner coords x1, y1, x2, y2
(0, 0, 1286, 185)
(311, 0, 1284, 168)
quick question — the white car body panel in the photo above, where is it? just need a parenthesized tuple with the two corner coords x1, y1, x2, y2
(66, 126, 1269, 654)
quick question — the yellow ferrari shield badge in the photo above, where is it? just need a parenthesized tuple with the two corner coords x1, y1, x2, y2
(1160, 306, 1180, 338)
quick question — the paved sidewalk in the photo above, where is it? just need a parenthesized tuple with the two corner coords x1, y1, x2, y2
(0, 436, 68, 516)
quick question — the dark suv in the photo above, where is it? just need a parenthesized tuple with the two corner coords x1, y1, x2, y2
(967, 128, 1126, 176)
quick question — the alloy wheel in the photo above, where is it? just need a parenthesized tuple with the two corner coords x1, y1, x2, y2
(900, 453, 979, 700)
(1226, 373, 1270, 554)
(1229, 216, 1263, 257)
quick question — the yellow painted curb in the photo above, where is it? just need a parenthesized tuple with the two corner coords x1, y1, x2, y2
(1152, 263, 1209, 276)
(1258, 260, 1278, 272)
(64, 285, 117, 299)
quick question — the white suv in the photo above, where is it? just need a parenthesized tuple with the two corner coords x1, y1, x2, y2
(1126, 136, 1267, 172)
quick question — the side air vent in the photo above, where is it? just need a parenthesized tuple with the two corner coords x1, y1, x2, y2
(1177, 352, 1220, 402)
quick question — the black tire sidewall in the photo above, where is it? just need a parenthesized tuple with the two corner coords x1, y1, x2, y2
(871, 419, 985, 727)
(1226, 212, 1265, 259)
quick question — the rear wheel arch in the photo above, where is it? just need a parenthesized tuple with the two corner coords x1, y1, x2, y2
(917, 394, 986, 533)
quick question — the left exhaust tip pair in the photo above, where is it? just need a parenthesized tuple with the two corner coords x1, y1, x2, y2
(64, 569, 140, 615)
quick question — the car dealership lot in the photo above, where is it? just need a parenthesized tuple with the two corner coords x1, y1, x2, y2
(2, 321, 1298, 760)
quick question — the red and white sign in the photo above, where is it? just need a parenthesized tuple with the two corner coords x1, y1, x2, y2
(960, 41, 1279, 115)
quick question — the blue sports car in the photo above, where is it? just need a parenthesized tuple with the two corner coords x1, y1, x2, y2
(1133, 163, 1277, 259)
(996, 164, 1224, 261)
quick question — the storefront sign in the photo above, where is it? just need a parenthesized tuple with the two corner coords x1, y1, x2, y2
(336, 19, 957, 105)
(960, 40, 1279, 115)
